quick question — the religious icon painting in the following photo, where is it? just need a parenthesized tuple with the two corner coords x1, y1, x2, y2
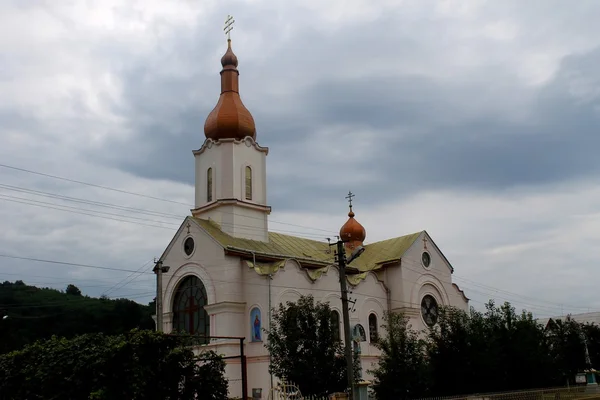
(250, 307, 262, 342)
(352, 323, 367, 342)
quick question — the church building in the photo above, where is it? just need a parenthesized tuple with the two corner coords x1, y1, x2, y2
(156, 36, 469, 398)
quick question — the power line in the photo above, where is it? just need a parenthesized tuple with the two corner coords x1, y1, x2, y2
(0, 248, 593, 317)
(0, 195, 177, 230)
(0, 163, 337, 234)
(0, 163, 192, 206)
(0, 186, 336, 239)
(101, 259, 154, 297)
(0, 163, 595, 315)
(0, 254, 148, 274)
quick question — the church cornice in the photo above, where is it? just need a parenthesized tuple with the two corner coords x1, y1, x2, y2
(392, 306, 420, 318)
(193, 136, 269, 156)
(225, 246, 330, 269)
(191, 198, 272, 216)
(204, 301, 246, 315)
(452, 283, 470, 302)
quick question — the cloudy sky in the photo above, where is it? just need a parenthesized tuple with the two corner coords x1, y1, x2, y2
(1, 0, 599, 319)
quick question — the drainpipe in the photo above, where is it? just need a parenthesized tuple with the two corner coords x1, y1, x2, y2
(251, 251, 274, 391)
(268, 269, 273, 391)
(384, 268, 392, 314)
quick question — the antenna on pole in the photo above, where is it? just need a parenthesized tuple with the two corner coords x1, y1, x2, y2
(224, 15, 235, 40)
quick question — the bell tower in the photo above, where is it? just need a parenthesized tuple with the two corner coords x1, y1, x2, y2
(191, 22, 270, 242)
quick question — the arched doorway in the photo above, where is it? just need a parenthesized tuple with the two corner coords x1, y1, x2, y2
(172, 275, 210, 342)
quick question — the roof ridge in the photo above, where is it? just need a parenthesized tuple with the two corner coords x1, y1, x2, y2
(364, 230, 423, 247)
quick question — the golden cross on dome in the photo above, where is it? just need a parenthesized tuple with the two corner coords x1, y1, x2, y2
(345, 191, 355, 208)
(224, 15, 235, 40)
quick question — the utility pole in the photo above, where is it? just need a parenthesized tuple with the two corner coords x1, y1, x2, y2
(336, 240, 355, 399)
(153, 260, 170, 332)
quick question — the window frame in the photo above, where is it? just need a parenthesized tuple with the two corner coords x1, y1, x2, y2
(244, 166, 252, 200)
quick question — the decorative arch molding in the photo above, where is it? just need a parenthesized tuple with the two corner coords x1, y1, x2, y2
(410, 274, 450, 308)
(277, 288, 304, 305)
(364, 271, 390, 294)
(282, 259, 327, 283)
(163, 263, 216, 313)
(363, 297, 385, 316)
(330, 305, 342, 315)
(194, 136, 269, 156)
(247, 303, 263, 314)
(284, 258, 303, 273)
(323, 293, 341, 309)
(452, 283, 470, 302)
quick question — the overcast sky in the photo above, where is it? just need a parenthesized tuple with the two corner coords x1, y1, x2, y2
(1, 0, 599, 319)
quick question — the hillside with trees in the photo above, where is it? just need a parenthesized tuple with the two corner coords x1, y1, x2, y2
(0, 280, 155, 354)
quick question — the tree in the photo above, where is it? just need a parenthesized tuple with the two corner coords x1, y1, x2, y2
(265, 295, 348, 397)
(0, 329, 228, 399)
(546, 316, 587, 385)
(0, 280, 155, 354)
(583, 323, 600, 368)
(66, 284, 82, 296)
(427, 305, 478, 396)
(369, 312, 431, 400)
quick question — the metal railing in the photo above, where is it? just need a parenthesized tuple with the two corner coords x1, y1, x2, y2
(268, 380, 334, 400)
(412, 386, 597, 400)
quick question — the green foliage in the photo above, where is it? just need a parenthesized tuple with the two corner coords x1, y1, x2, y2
(0, 329, 228, 400)
(370, 301, 599, 398)
(265, 295, 349, 397)
(0, 280, 155, 354)
(546, 316, 588, 385)
(583, 322, 600, 368)
(369, 312, 431, 400)
(66, 283, 82, 296)
(427, 301, 556, 396)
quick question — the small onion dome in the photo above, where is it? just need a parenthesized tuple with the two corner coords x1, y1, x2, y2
(220, 41, 238, 68)
(204, 39, 256, 141)
(339, 206, 366, 249)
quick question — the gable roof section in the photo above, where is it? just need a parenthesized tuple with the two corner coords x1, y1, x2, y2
(422, 231, 455, 273)
(192, 217, 422, 273)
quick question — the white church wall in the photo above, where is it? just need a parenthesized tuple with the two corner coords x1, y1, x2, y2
(194, 138, 268, 209)
(160, 220, 245, 333)
(194, 141, 227, 208)
(197, 204, 269, 242)
(242, 261, 390, 387)
(385, 232, 469, 332)
(232, 139, 268, 205)
(160, 222, 469, 397)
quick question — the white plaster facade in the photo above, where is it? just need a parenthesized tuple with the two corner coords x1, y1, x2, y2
(158, 212, 469, 398)
(192, 136, 270, 242)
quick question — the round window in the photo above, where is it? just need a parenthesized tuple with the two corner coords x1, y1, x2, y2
(183, 237, 195, 256)
(421, 295, 439, 327)
(421, 251, 431, 268)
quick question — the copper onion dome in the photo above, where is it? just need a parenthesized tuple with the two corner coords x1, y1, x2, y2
(340, 206, 366, 250)
(204, 39, 256, 141)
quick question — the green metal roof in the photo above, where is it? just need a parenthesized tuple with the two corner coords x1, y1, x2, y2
(192, 217, 421, 274)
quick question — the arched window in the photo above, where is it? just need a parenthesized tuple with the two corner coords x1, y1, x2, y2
(369, 313, 379, 343)
(172, 276, 210, 343)
(245, 166, 252, 200)
(207, 168, 213, 202)
(331, 310, 341, 342)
